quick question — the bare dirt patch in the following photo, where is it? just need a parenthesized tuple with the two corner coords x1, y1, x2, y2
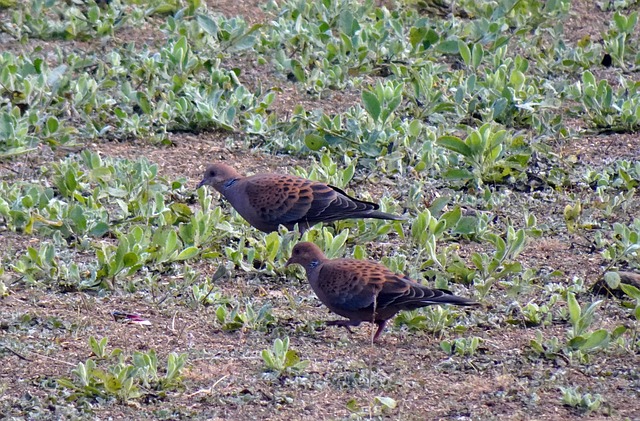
(564, 0, 612, 44)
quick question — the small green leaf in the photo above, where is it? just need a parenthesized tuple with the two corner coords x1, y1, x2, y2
(261, 350, 275, 368)
(375, 396, 397, 409)
(510, 70, 525, 90)
(123, 252, 138, 268)
(47, 65, 67, 87)
(567, 335, 586, 350)
(458, 40, 471, 66)
(436, 39, 460, 54)
(620, 283, 640, 301)
(429, 196, 450, 216)
(409, 27, 427, 49)
(582, 70, 596, 88)
(408, 119, 422, 137)
(604, 271, 620, 289)
(611, 325, 627, 340)
(442, 168, 474, 182)
(170, 203, 193, 218)
(136, 92, 151, 114)
(346, 398, 360, 413)
(290, 59, 305, 82)
(305, 134, 327, 151)
(338, 10, 357, 36)
(580, 329, 610, 352)
(46, 116, 59, 134)
(342, 163, 355, 186)
(440, 340, 452, 354)
(567, 293, 580, 326)
(362, 90, 381, 122)
(176, 247, 199, 261)
(437, 136, 472, 157)
(165, 230, 178, 252)
(453, 216, 478, 235)
(613, 11, 627, 32)
(472, 43, 484, 68)
(64, 170, 78, 195)
(284, 350, 300, 368)
(196, 14, 218, 36)
(529, 339, 544, 354)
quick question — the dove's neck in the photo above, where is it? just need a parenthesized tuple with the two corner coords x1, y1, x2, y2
(304, 259, 323, 277)
(223, 178, 239, 190)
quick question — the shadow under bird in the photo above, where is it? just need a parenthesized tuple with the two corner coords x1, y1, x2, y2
(286, 242, 478, 341)
(197, 163, 406, 233)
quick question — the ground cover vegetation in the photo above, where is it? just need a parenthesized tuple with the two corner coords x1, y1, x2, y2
(0, 0, 639, 419)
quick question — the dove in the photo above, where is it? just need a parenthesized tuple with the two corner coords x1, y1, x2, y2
(197, 163, 405, 233)
(286, 242, 478, 341)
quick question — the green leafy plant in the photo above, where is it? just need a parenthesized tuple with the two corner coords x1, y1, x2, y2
(2, 0, 640, 417)
(440, 336, 482, 357)
(291, 153, 356, 188)
(361, 80, 403, 127)
(565, 293, 612, 353)
(600, 219, 640, 268)
(569, 71, 640, 132)
(620, 282, 640, 351)
(191, 265, 229, 307)
(261, 337, 309, 378)
(89, 336, 111, 359)
(529, 330, 563, 361)
(520, 302, 552, 327)
(531, 293, 627, 362)
(6, 0, 130, 41)
(437, 123, 531, 187)
(472, 226, 527, 298)
(621, 282, 640, 320)
(11, 242, 59, 284)
(409, 207, 479, 286)
(58, 338, 187, 402)
(346, 395, 398, 417)
(560, 386, 603, 413)
(215, 301, 276, 332)
(602, 11, 638, 68)
(394, 306, 459, 334)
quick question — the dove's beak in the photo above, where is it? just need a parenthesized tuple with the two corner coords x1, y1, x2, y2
(196, 179, 206, 189)
(285, 257, 294, 267)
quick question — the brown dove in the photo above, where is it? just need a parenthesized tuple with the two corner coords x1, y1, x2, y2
(286, 242, 478, 341)
(197, 163, 405, 233)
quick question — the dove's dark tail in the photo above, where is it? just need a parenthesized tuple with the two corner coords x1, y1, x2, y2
(365, 210, 408, 221)
(326, 184, 407, 222)
(430, 289, 479, 307)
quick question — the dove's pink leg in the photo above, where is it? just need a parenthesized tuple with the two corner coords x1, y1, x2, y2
(373, 320, 388, 342)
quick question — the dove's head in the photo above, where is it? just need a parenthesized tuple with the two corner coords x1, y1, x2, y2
(197, 163, 242, 192)
(286, 242, 327, 271)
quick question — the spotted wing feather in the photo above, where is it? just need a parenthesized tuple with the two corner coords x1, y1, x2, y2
(316, 260, 387, 312)
(318, 259, 475, 314)
(243, 175, 315, 224)
(243, 175, 383, 227)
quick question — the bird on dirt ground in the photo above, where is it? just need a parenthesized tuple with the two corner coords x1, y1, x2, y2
(197, 163, 406, 233)
(286, 242, 478, 341)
